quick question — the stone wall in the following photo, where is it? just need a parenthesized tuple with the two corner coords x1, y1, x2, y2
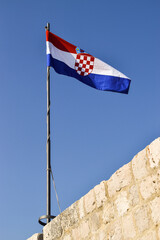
(28, 137, 160, 240)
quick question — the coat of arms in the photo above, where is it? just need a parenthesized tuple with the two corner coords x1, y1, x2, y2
(74, 47, 94, 76)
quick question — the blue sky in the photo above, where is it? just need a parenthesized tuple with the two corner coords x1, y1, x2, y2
(0, 0, 160, 239)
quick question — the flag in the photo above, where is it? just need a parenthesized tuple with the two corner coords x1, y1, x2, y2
(46, 31, 131, 94)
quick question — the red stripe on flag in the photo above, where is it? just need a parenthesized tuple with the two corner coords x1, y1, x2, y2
(46, 31, 77, 54)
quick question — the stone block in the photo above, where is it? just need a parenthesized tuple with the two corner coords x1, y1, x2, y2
(78, 196, 85, 219)
(72, 220, 90, 240)
(61, 234, 71, 240)
(98, 229, 108, 240)
(94, 181, 107, 208)
(115, 191, 130, 216)
(43, 222, 51, 240)
(150, 196, 160, 225)
(43, 215, 62, 240)
(147, 137, 160, 168)
(122, 213, 136, 239)
(140, 171, 160, 200)
(27, 233, 43, 240)
(89, 212, 101, 232)
(102, 201, 115, 224)
(134, 205, 150, 233)
(72, 227, 80, 240)
(132, 148, 149, 180)
(79, 220, 90, 239)
(92, 228, 107, 240)
(108, 219, 123, 240)
(107, 163, 133, 197)
(158, 227, 160, 239)
(84, 189, 96, 214)
(61, 202, 78, 231)
(128, 185, 140, 206)
(137, 230, 157, 240)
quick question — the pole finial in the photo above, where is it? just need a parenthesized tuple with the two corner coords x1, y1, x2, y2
(45, 22, 50, 31)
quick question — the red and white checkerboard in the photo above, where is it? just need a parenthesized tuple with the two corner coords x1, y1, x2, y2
(74, 54, 94, 76)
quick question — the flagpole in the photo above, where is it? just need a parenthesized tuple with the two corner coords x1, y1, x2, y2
(39, 23, 55, 226)
(46, 22, 51, 224)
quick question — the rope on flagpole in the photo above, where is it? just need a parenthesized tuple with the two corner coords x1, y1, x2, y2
(50, 167, 62, 214)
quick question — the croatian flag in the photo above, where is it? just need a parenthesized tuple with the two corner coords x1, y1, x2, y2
(46, 31, 131, 94)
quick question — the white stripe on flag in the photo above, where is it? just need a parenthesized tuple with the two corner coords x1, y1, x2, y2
(46, 41, 129, 79)
(46, 41, 76, 69)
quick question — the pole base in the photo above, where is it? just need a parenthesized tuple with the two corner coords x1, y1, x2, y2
(38, 215, 56, 226)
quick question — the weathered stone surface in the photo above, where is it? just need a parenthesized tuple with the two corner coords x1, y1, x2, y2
(134, 205, 150, 233)
(158, 227, 160, 239)
(27, 233, 43, 240)
(122, 213, 136, 239)
(115, 191, 130, 216)
(94, 181, 107, 208)
(147, 137, 160, 168)
(84, 189, 96, 214)
(140, 171, 160, 200)
(92, 228, 107, 240)
(137, 230, 157, 240)
(43, 215, 62, 240)
(72, 220, 90, 239)
(98, 229, 108, 240)
(132, 148, 149, 180)
(107, 163, 133, 197)
(150, 196, 160, 225)
(108, 219, 123, 240)
(71, 227, 80, 240)
(128, 185, 140, 206)
(79, 220, 90, 239)
(61, 202, 78, 231)
(43, 222, 51, 240)
(102, 202, 115, 224)
(78, 197, 85, 219)
(61, 234, 71, 240)
(89, 212, 101, 232)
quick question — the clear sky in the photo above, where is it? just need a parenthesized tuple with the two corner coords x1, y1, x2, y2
(0, 0, 160, 239)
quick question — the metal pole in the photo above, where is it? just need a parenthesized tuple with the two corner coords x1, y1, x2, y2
(38, 23, 55, 226)
(46, 22, 51, 224)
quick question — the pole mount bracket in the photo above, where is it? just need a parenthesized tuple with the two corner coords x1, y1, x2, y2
(38, 215, 56, 226)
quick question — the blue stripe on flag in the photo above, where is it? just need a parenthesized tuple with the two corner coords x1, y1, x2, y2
(47, 54, 131, 94)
